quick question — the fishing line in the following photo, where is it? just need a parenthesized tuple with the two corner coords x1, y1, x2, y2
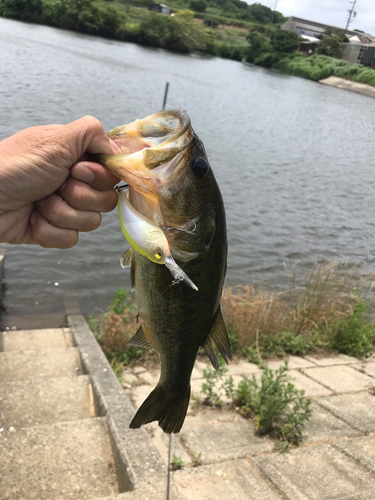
(148, 275, 184, 308)
(166, 434, 172, 500)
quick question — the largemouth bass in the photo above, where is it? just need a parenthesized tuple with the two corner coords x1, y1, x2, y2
(99, 109, 231, 433)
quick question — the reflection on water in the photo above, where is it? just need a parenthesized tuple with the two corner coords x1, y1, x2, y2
(1, 17, 375, 318)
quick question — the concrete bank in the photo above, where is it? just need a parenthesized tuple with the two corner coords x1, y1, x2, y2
(320, 75, 375, 98)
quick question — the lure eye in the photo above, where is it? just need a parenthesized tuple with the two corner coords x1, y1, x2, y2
(192, 157, 209, 178)
(154, 251, 163, 260)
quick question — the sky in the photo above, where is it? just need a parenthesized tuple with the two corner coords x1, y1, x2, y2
(260, 0, 375, 35)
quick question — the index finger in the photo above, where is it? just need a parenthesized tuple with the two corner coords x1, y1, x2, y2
(71, 161, 120, 191)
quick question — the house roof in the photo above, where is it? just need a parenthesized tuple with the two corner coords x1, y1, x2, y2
(282, 16, 369, 38)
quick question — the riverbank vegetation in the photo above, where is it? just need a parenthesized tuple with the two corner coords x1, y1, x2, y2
(2, 0, 375, 87)
(87, 261, 375, 373)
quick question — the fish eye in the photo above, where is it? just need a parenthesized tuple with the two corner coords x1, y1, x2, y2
(154, 251, 163, 260)
(192, 157, 209, 178)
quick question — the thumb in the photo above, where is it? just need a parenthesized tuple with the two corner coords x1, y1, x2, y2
(63, 115, 121, 159)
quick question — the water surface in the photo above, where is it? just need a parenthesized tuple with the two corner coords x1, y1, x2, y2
(1, 18, 375, 319)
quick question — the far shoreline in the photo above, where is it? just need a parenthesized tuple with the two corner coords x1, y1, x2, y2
(319, 76, 375, 99)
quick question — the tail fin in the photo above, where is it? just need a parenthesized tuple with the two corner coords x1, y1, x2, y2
(129, 384, 190, 434)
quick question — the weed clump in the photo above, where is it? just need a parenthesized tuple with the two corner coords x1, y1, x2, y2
(87, 289, 143, 372)
(170, 455, 185, 470)
(200, 361, 312, 449)
(234, 362, 312, 447)
(201, 362, 234, 406)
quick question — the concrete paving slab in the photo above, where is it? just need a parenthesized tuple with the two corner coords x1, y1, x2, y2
(1, 328, 74, 351)
(317, 391, 375, 432)
(301, 365, 375, 393)
(333, 435, 375, 473)
(147, 424, 191, 466)
(302, 403, 360, 444)
(357, 361, 375, 379)
(226, 360, 261, 376)
(174, 459, 282, 500)
(304, 354, 359, 366)
(0, 417, 118, 500)
(126, 384, 154, 411)
(256, 443, 375, 500)
(0, 347, 82, 381)
(0, 375, 94, 429)
(191, 366, 203, 379)
(267, 356, 316, 370)
(191, 377, 205, 397)
(181, 410, 273, 462)
(139, 370, 159, 385)
(121, 371, 139, 386)
(3, 313, 67, 330)
(288, 370, 332, 397)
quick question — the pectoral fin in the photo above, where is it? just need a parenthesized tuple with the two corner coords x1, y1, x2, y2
(128, 324, 152, 348)
(202, 308, 232, 369)
(120, 248, 132, 268)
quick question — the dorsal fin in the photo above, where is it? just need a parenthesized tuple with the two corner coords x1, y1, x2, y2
(202, 308, 232, 369)
(128, 324, 152, 348)
(120, 248, 133, 268)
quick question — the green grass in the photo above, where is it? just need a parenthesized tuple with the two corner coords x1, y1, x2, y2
(276, 53, 375, 87)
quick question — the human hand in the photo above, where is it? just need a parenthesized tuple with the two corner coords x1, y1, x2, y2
(0, 116, 121, 249)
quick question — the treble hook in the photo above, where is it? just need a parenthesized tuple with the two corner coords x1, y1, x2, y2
(115, 183, 128, 193)
(163, 219, 197, 236)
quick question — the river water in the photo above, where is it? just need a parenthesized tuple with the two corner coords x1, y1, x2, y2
(1, 17, 375, 320)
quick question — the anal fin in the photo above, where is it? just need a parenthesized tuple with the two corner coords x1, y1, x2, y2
(128, 324, 152, 348)
(120, 248, 132, 268)
(202, 307, 232, 369)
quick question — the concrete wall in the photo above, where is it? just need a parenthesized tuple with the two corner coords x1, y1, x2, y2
(341, 43, 362, 65)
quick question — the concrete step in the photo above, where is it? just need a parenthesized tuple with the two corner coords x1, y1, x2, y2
(0, 417, 118, 500)
(0, 375, 95, 429)
(0, 328, 74, 352)
(0, 347, 82, 382)
(3, 313, 67, 330)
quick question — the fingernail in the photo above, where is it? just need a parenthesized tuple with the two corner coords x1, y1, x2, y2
(74, 164, 95, 183)
(109, 138, 122, 155)
(36, 198, 45, 209)
(30, 213, 36, 226)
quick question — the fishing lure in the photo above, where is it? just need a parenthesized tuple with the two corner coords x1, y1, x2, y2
(118, 190, 198, 291)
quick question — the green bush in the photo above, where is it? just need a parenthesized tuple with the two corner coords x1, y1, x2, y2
(261, 332, 311, 357)
(138, 10, 210, 53)
(234, 362, 312, 447)
(190, 0, 207, 12)
(327, 300, 375, 358)
(0, 0, 43, 21)
(214, 41, 246, 61)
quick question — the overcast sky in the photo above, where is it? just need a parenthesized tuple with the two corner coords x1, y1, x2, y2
(260, 0, 374, 35)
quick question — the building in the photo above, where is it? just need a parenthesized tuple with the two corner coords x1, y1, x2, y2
(148, 3, 172, 15)
(282, 16, 375, 67)
(281, 16, 360, 39)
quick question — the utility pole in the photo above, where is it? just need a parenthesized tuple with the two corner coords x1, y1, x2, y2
(269, 0, 278, 26)
(345, 0, 357, 32)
